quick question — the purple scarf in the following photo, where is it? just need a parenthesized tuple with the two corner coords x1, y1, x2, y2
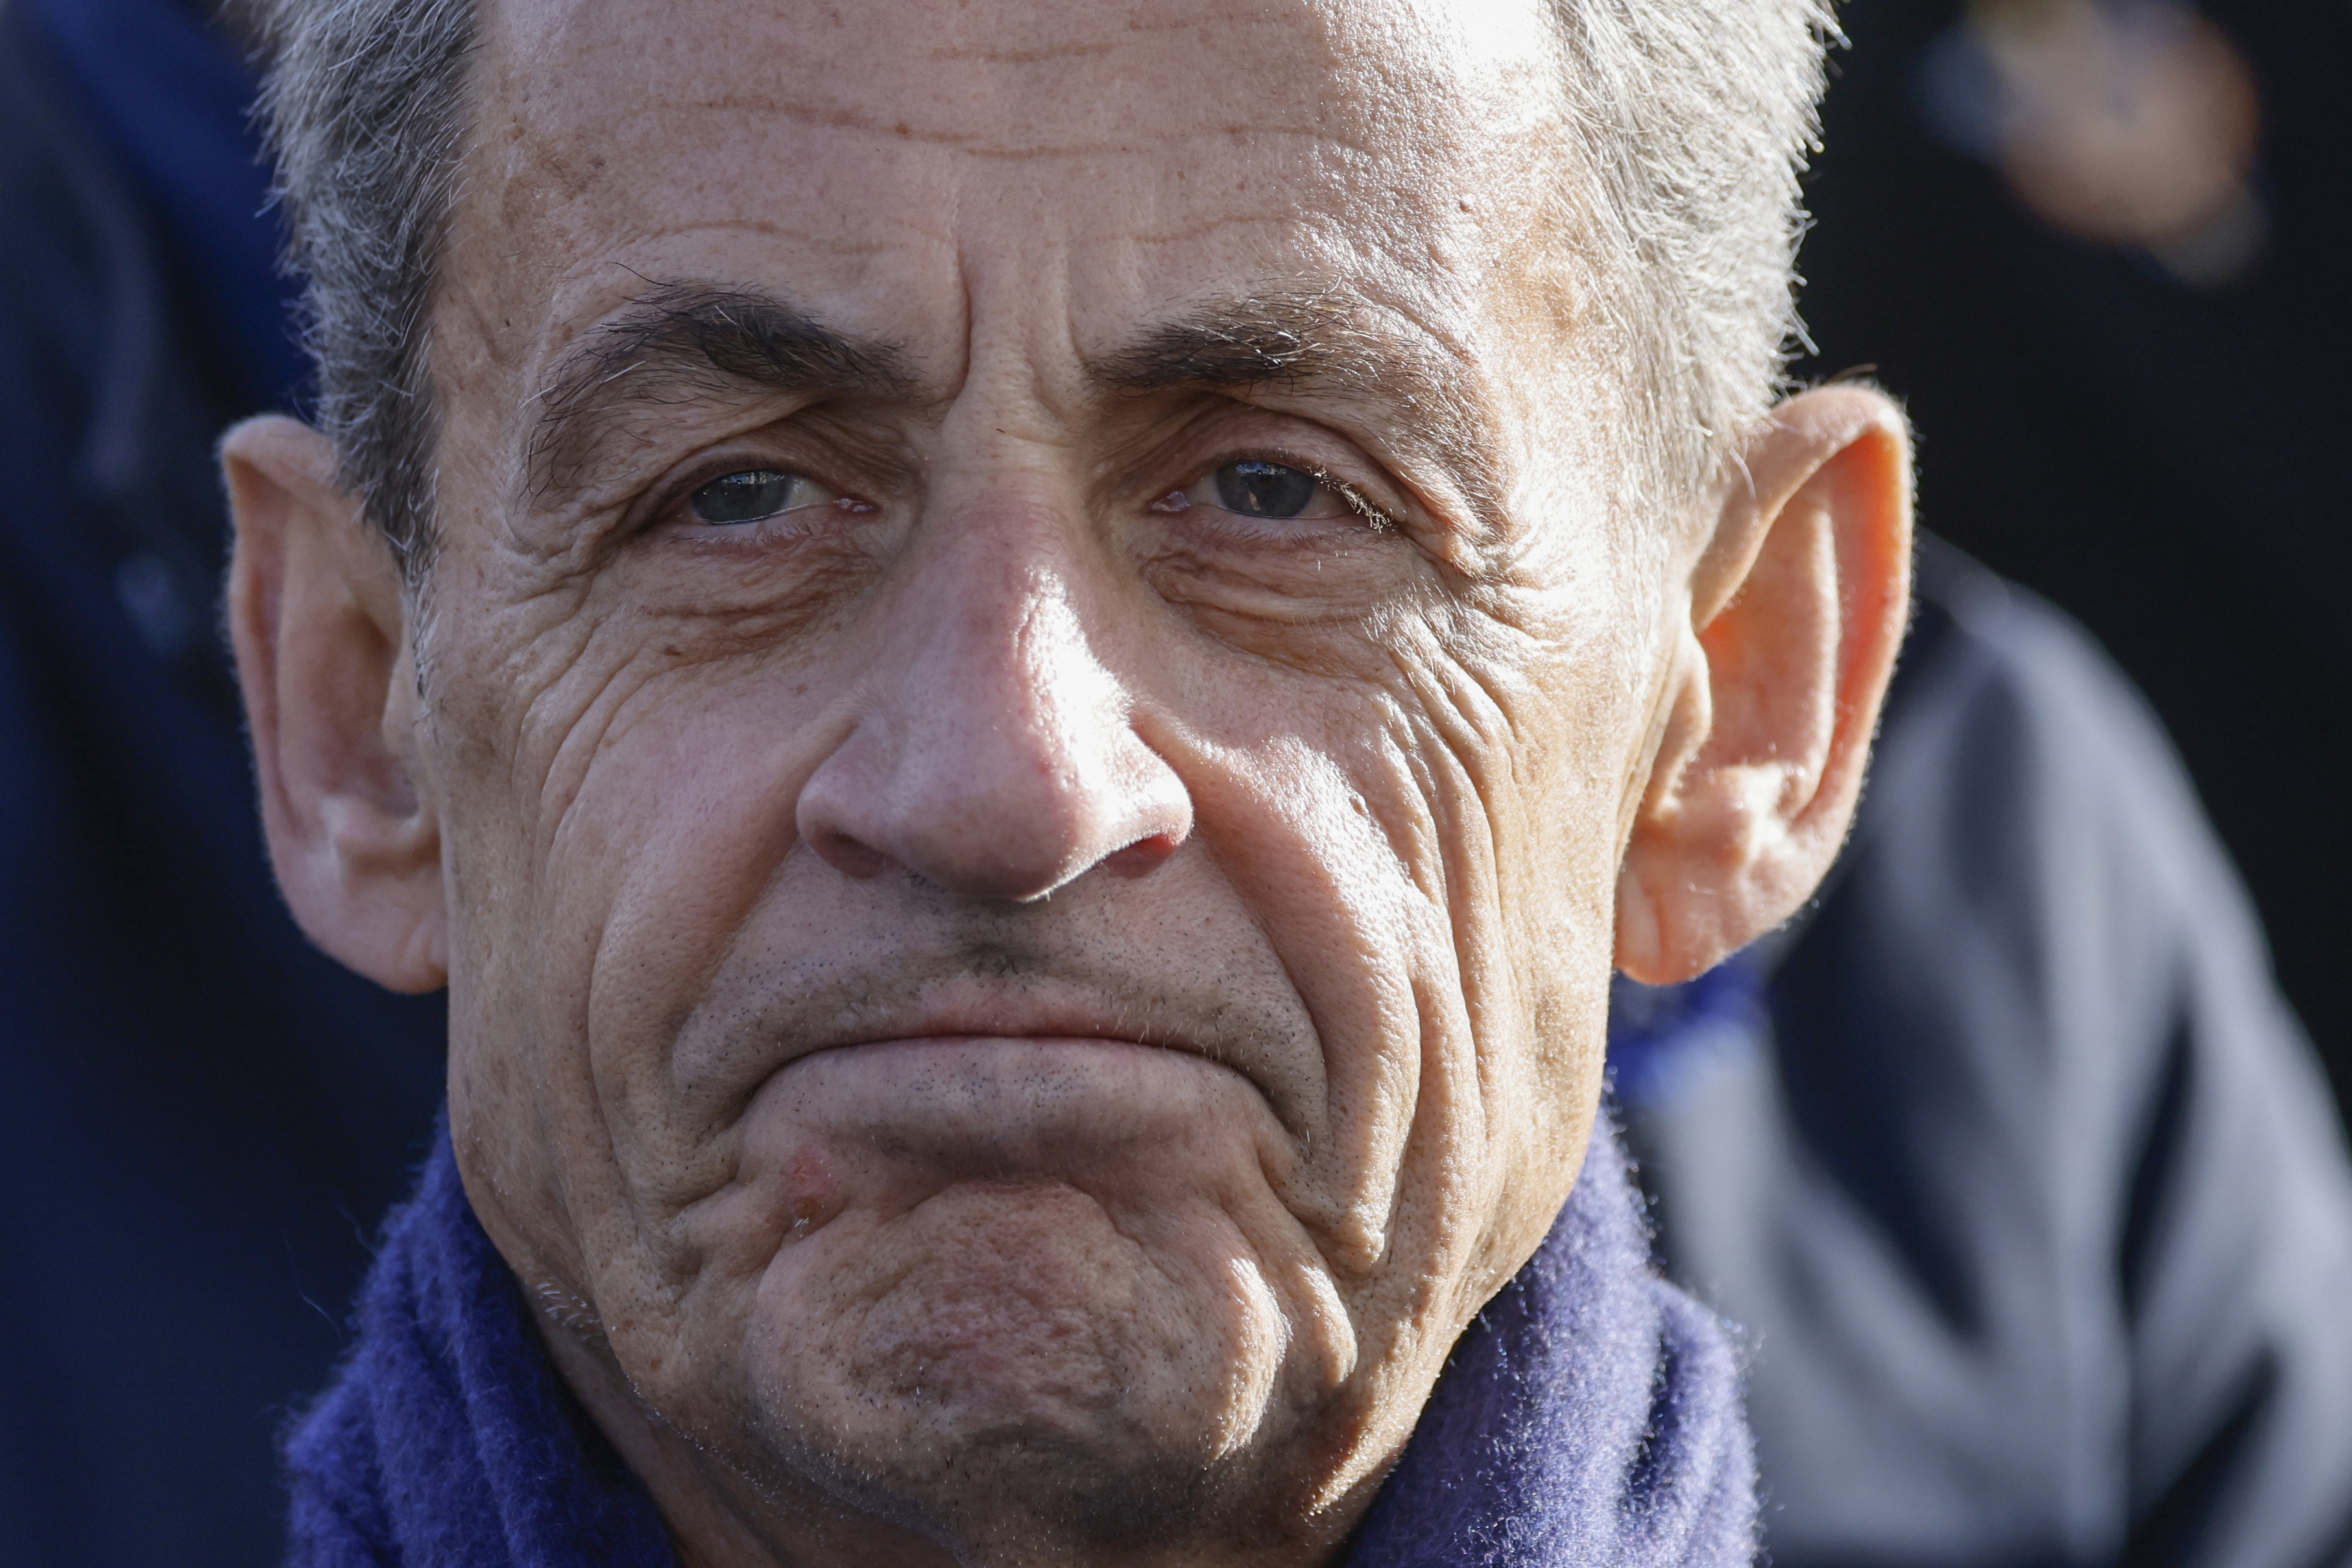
(286, 1123, 1754, 1565)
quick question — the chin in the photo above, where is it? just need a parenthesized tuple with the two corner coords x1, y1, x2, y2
(747, 1406, 1291, 1567)
(721, 1180, 1310, 1554)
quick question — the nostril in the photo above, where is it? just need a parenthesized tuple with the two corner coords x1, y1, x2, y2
(1103, 831, 1181, 879)
(809, 827, 893, 881)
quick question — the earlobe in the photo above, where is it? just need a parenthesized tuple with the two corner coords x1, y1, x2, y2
(223, 416, 449, 992)
(1616, 387, 1913, 984)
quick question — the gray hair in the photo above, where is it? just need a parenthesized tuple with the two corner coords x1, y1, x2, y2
(1548, 0, 1839, 517)
(253, 0, 475, 576)
(254, 0, 1835, 569)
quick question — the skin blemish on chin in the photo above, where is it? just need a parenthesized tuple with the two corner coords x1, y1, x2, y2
(781, 1143, 847, 1241)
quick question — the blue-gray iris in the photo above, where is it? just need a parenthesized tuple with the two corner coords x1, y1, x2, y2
(693, 469, 797, 525)
(1215, 460, 1317, 519)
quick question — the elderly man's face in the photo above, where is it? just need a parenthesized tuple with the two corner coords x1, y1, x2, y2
(229, 0, 1908, 1561)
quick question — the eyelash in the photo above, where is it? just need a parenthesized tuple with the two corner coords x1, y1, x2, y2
(1312, 468, 1395, 532)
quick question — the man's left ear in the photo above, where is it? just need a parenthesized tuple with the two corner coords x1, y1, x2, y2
(1616, 385, 1913, 984)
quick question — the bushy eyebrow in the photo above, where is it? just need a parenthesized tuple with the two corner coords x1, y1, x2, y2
(529, 281, 913, 496)
(528, 279, 1500, 523)
(1098, 290, 1500, 521)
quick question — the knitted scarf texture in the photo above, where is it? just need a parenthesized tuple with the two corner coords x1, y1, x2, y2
(285, 1122, 1754, 1566)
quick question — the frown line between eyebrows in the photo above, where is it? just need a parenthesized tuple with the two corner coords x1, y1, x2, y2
(525, 280, 917, 503)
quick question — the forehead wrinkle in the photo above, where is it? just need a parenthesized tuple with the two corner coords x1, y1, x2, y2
(608, 219, 900, 259)
(667, 91, 1360, 162)
(526, 279, 918, 501)
(1094, 288, 1507, 530)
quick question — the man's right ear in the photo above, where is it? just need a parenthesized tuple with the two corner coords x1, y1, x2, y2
(222, 416, 448, 992)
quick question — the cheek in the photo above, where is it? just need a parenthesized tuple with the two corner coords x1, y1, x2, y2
(1174, 729, 1435, 1241)
(1408, 592, 1642, 1235)
(551, 690, 840, 1179)
(1273, 596, 1638, 1271)
(1358, 598, 1632, 984)
(434, 606, 845, 1207)
(443, 582, 833, 955)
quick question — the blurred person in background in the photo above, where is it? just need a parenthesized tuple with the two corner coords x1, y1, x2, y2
(0, 0, 442, 1560)
(0, 1, 2346, 1565)
(1618, 532, 2352, 1568)
(1615, 3, 2352, 1562)
(1800, 0, 2352, 1093)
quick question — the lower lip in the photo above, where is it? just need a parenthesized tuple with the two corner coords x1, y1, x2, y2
(758, 1035, 1258, 1156)
(793, 1033, 1230, 1070)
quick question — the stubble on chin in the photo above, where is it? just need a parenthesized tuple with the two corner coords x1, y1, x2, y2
(594, 1183, 1361, 1567)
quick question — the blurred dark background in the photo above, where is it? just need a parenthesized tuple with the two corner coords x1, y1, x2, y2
(1792, 0, 2352, 1113)
(0, 0, 445, 1561)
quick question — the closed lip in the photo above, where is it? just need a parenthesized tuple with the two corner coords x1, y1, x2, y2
(765, 986, 1271, 1105)
(670, 969, 1317, 1143)
(783, 1004, 1231, 1072)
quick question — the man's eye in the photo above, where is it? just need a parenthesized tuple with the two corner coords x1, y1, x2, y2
(686, 469, 837, 525)
(1213, 460, 1321, 519)
(1164, 460, 1356, 523)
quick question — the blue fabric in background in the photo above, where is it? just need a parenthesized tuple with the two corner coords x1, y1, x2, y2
(0, 3, 445, 1562)
(23, 0, 306, 410)
(1605, 956, 1767, 1115)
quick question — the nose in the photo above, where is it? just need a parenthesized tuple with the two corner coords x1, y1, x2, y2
(795, 517, 1191, 901)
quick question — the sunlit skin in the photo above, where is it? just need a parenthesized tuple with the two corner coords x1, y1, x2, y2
(222, 1, 1912, 1565)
